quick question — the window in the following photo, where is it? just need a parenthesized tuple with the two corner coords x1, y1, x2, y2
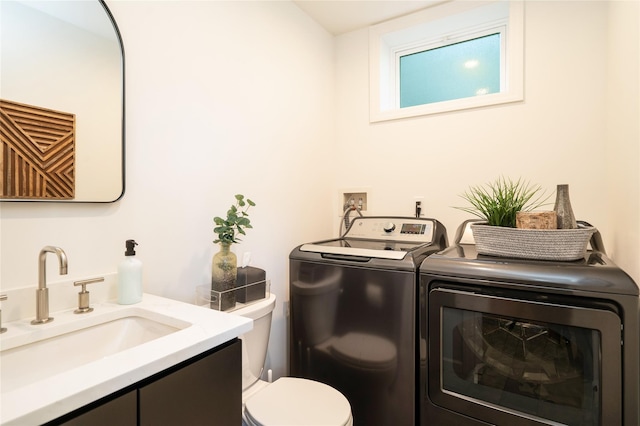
(370, 1, 523, 122)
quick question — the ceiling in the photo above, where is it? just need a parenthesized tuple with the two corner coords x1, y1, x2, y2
(293, 1, 444, 35)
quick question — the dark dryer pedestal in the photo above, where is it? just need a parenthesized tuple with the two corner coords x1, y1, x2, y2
(289, 217, 448, 426)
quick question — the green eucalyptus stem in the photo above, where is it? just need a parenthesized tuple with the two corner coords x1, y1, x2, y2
(213, 194, 256, 244)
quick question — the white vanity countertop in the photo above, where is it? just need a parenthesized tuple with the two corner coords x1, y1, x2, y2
(0, 293, 253, 425)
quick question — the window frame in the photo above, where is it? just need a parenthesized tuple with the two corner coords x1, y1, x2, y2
(369, 1, 524, 122)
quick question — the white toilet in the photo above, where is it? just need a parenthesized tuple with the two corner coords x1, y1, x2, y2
(231, 293, 353, 426)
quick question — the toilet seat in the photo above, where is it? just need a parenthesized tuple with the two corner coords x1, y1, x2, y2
(244, 377, 352, 426)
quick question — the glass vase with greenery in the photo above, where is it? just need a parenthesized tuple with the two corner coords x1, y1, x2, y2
(211, 194, 255, 310)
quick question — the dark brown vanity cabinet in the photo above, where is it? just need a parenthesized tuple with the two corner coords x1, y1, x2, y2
(50, 339, 241, 426)
(139, 338, 241, 425)
(59, 390, 137, 426)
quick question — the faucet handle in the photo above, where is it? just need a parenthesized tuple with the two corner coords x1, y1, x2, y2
(1, 294, 7, 333)
(73, 277, 104, 314)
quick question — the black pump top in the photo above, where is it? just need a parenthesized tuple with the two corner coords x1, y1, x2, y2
(125, 239, 138, 256)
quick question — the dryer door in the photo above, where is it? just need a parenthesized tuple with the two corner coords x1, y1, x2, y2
(428, 286, 622, 426)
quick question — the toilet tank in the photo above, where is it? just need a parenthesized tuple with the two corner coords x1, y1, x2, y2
(229, 294, 276, 390)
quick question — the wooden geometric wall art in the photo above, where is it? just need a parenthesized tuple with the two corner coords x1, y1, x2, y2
(0, 98, 75, 199)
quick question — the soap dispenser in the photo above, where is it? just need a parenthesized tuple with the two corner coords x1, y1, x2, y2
(118, 239, 142, 305)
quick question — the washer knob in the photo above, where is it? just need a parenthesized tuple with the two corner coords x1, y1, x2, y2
(383, 222, 396, 233)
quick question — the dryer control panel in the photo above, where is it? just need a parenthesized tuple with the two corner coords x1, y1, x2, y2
(345, 217, 436, 243)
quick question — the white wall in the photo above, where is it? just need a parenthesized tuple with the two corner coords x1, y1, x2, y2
(606, 0, 640, 282)
(0, 0, 335, 379)
(333, 1, 639, 282)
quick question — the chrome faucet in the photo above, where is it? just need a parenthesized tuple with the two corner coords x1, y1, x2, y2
(32, 246, 68, 325)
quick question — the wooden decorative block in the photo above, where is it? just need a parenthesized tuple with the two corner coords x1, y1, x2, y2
(0, 99, 75, 199)
(516, 211, 557, 229)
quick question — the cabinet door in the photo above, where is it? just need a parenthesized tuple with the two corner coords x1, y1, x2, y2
(57, 390, 137, 426)
(139, 339, 242, 426)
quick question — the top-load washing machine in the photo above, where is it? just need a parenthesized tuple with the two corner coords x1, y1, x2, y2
(289, 216, 448, 426)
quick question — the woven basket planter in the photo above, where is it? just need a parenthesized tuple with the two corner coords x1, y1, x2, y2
(470, 224, 596, 261)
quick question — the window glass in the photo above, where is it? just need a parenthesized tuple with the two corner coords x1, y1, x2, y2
(441, 307, 602, 425)
(399, 33, 501, 107)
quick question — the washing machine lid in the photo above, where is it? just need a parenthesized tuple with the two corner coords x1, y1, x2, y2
(299, 217, 443, 261)
(331, 332, 397, 369)
(300, 239, 416, 260)
(244, 377, 351, 426)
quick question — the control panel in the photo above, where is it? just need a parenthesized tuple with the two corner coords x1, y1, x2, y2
(345, 217, 435, 243)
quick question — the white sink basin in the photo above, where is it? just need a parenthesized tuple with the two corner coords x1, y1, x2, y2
(0, 308, 189, 393)
(0, 294, 253, 426)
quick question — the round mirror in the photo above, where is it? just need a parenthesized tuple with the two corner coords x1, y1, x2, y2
(0, 0, 124, 202)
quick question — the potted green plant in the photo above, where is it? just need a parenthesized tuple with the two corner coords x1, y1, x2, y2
(211, 194, 256, 310)
(456, 177, 595, 261)
(456, 176, 549, 228)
